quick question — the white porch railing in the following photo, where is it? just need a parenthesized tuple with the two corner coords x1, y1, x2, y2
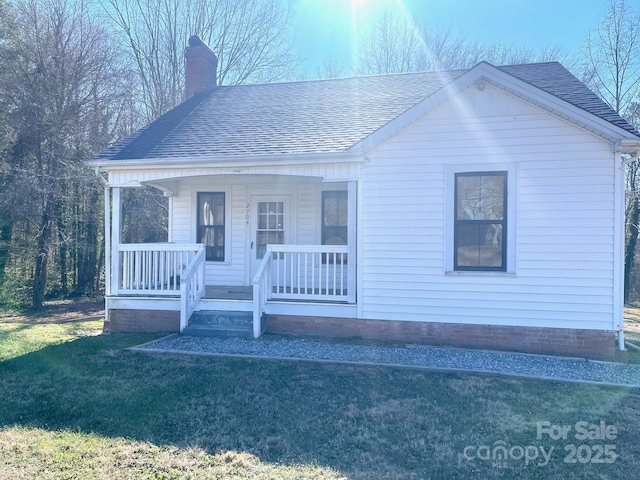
(251, 248, 273, 338)
(251, 244, 352, 338)
(180, 246, 206, 331)
(270, 244, 349, 301)
(115, 243, 205, 332)
(114, 243, 353, 337)
(116, 243, 203, 295)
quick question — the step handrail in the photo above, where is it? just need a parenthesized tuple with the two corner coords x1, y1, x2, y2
(180, 245, 206, 331)
(251, 248, 273, 338)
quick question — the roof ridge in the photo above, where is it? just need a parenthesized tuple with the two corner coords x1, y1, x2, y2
(216, 63, 568, 89)
(217, 68, 469, 89)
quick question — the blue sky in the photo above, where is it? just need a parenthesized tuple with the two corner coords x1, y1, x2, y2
(288, 0, 609, 73)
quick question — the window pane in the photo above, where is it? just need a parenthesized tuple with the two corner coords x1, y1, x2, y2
(322, 191, 348, 246)
(456, 174, 504, 220)
(198, 226, 224, 261)
(324, 198, 337, 226)
(199, 193, 224, 225)
(456, 223, 503, 268)
(200, 228, 224, 247)
(323, 226, 348, 245)
(197, 192, 225, 261)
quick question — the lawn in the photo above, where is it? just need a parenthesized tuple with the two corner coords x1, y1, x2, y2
(1, 304, 640, 479)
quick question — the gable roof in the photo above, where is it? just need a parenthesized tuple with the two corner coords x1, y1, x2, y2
(94, 62, 639, 164)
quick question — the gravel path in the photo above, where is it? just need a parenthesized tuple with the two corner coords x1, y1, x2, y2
(133, 334, 640, 388)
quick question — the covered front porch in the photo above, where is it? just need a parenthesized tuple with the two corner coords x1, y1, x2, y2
(101, 171, 358, 337)
(107, 242, 354, 336)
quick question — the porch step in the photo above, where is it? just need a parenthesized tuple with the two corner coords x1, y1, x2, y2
(183, 310, 253, 338)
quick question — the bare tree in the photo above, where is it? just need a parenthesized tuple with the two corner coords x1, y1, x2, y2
(315, 58, 348, 79)
(100, 0, 300, 122)
(582, 0, 640, 302)
(0, 0, 129, 307)
(583, 0, 640, 117)
(356, 9, 426, 74)
(356, 8, 573, 75)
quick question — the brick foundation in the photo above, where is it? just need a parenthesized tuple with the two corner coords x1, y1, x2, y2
(107, 309, 180, 333)
(266, 315, 616, 361)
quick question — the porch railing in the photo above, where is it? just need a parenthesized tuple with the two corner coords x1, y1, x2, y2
(116, 243, 203, 296)
(251, 244, 351, 338)
(270, 244, 349, 302)
(251, 248, 273, 338)
(114, 243, 353, 337)
(180, 246, 206, 331)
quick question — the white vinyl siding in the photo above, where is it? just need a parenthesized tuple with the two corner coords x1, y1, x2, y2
(360, 82, 616, 331)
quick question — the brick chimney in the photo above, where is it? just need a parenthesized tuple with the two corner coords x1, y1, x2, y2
(185, 35, 218, 100)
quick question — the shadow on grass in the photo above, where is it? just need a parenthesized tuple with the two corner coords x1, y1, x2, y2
(2, 333, 640, 479)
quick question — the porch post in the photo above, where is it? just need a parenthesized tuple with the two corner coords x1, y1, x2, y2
(110, 187, 122, 295)
(347, 181, 357, 303)
(104, 187, 111, 296)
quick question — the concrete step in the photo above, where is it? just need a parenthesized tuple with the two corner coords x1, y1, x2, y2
(190, 310, 252, 327)
(182, 323, 253, 338)
(184, 310, 253, 338)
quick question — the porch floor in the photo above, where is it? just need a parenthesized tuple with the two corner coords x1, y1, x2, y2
(204, 285, 253, 301)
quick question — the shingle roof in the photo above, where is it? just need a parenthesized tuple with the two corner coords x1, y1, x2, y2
(96, 62, 639, 162)
(499, 62, 639, 137)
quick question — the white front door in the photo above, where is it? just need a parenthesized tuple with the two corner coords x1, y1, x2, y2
(249, 196, 290, 280)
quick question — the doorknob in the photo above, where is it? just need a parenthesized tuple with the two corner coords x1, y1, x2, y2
(251, 241, 254, 249)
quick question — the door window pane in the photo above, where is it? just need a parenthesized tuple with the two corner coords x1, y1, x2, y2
(256, 201, 284, 259)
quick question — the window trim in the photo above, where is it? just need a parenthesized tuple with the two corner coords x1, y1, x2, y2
(454, 171, 507, 272)
(196, 191, 227, 262)
(445, 164, 517, 275)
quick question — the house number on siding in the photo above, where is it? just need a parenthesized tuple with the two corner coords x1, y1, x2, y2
(246, 203, 250, 225)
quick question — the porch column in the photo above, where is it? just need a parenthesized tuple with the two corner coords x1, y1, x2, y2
(104, 186, 111, 296)
(110, 187, 122, 296)
(347, 181, 357, 303)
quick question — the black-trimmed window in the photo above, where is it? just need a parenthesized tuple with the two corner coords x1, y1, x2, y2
(454, 172, 506, 271)
(322, 191, 348, 264)
(197, 192, 225, 261)
(322, 191, 348, 246)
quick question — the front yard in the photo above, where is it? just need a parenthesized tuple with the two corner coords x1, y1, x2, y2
(1, 303, 640, 479)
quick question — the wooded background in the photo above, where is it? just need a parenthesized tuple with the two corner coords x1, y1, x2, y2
(0, 0, 639, 308)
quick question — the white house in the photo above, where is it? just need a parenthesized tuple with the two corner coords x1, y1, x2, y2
(90, 36, 640, 360)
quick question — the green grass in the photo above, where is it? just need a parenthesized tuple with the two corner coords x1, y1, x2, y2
(1, 317, 640, 479)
